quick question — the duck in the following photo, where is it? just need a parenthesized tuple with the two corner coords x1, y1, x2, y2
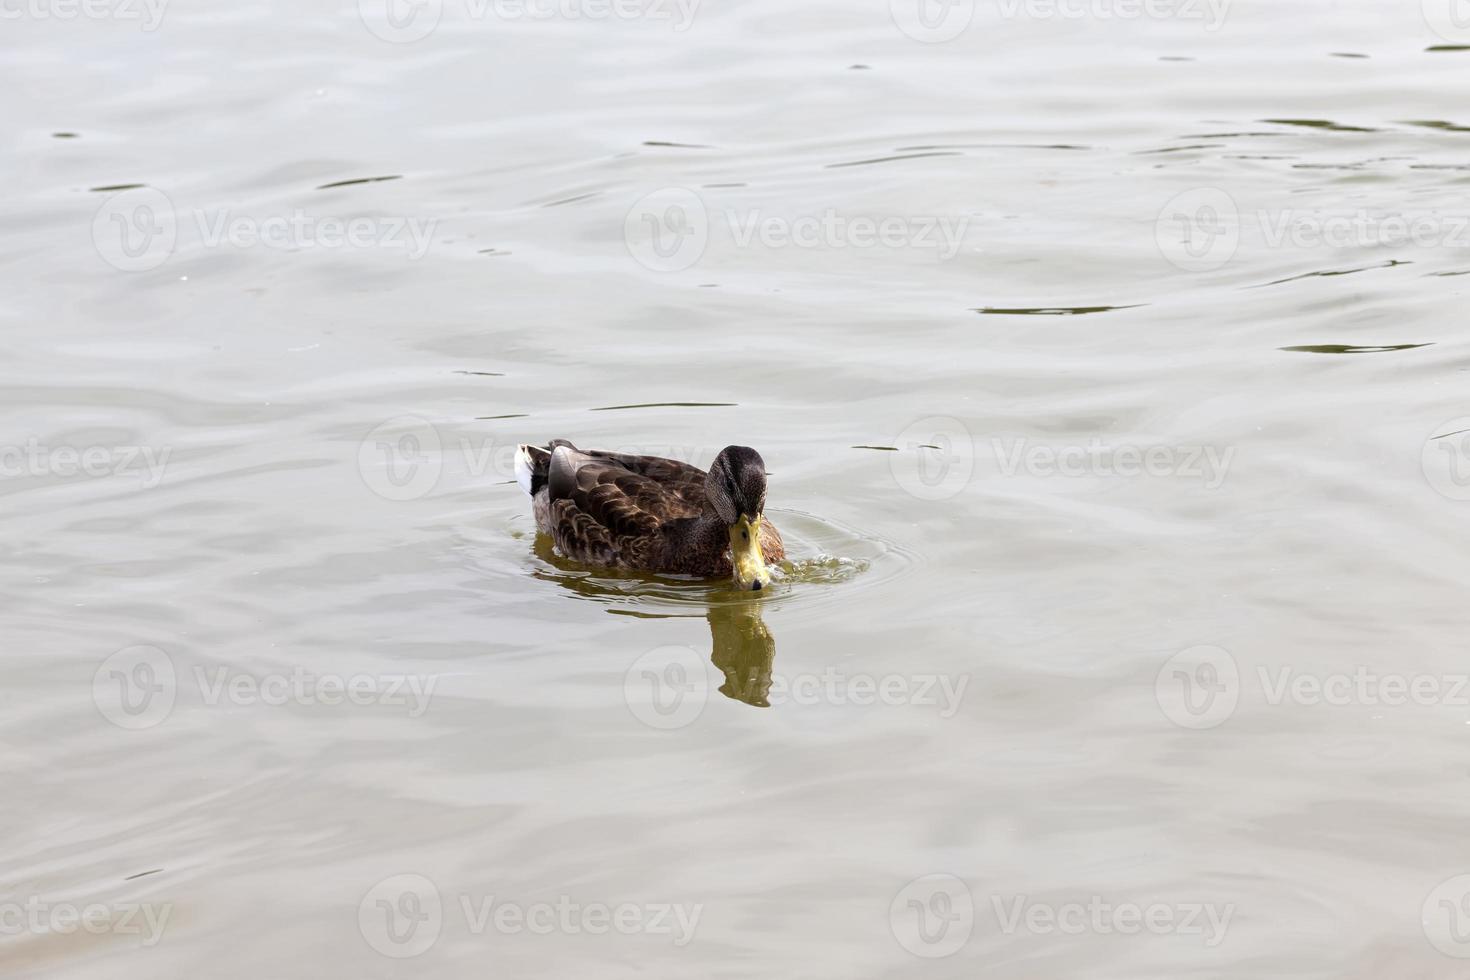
(515, 441, 785, 591)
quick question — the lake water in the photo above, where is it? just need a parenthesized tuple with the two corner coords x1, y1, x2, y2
(7, 0, 1470, 976)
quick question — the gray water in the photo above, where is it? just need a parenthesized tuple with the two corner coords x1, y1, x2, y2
(7, 0, 1470, 976)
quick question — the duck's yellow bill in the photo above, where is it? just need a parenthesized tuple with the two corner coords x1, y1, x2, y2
(729, 515, 771, 591)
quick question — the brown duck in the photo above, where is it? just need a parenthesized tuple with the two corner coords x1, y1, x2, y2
(516, 441, 785, 590)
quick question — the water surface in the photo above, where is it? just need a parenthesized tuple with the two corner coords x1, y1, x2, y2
(5, 1, 1470, 977)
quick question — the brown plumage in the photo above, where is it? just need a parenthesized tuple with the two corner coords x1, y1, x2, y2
(516, 441, 784, 588)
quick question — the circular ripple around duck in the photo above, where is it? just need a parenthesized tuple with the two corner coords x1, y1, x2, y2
(508, 507, 914, 618)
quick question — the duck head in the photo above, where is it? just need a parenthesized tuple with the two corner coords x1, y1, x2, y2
(707, 445, 772, 591)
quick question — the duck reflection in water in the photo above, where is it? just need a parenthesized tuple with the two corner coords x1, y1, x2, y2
(707, 597, 776, 707)
(531, 535, 779, 707)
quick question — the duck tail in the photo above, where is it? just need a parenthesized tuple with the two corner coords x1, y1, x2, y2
(515, 444, 552, 496)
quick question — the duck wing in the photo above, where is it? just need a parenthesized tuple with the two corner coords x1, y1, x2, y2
(554, 445, 709, 512)
(544, 445, 706, 567)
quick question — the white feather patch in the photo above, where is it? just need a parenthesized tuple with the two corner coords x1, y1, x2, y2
(514, 444, 535, 496)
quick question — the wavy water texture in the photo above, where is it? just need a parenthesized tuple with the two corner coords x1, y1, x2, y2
(5, 2, 1470, 979)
